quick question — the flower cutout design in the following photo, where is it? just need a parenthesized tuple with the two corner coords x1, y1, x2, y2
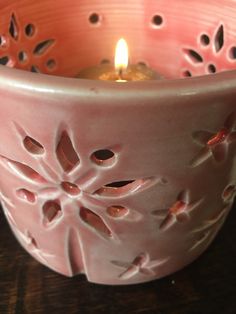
(190, 112, 236, 167)
(0, 121, 163, 276)
(0, 123, 159, 244)
(0, 13, 56, 73)
(111, 252, 169, 280)
(152, 190, 202, 232)
(189, 205, 230, 252)
(182, 24, 236, 77)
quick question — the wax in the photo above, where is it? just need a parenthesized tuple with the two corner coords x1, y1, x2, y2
(77, 63, 162, 81)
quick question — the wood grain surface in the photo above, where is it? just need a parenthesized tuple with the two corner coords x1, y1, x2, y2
(0, 202, 236, 314)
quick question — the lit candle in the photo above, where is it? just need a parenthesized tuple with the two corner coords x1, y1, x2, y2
(114, 38, 129, 82)
(77, 38, 162, 81)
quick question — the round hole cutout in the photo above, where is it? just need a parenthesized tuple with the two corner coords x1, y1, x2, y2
(89, 13, 100, 24)
(25, 24, 35, 37)
(200, 34, 210, 46)
(152, 15, 163, 27)
(91, 149, 115, 166)
(0, 56, 9, 65)
(208, 64, 216, 73)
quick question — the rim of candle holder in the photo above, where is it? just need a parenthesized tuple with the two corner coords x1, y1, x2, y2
(1, 65, 236, 100)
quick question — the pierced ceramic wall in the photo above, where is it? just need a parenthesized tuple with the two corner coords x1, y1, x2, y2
(2, 0, 236, 78)
(0, 67, 235, 284)
(0, 0, 236, 285)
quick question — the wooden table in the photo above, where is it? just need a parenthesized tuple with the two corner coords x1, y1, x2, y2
(0, 202, 236, 314)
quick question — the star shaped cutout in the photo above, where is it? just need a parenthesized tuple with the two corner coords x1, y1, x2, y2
(190, 112, 236, 167)
(111, 252, 169, 280)
(152, 190, 202, 232)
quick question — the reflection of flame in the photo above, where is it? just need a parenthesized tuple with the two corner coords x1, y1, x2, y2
(115, 38, 129, 74)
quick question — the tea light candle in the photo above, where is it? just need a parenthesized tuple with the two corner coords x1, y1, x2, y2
(77, 38, 162, 81)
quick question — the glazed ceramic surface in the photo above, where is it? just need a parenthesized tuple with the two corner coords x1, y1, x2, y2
(0, 0, 236, 285)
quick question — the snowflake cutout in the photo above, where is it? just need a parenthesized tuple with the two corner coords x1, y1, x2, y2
(152, 190, 202, 232)
(0, 12, 56, 73)
(190, 112, 236, 167)
(111, 252, 169, 280)
(0, 123, 159, 241)
(0, 122, 163, 275)
(182, 23, 236, 77)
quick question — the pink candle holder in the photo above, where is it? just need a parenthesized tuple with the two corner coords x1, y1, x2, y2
(0, 0, 236, 285)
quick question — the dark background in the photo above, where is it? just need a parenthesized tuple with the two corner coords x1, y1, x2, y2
(0, 202, 236, 314)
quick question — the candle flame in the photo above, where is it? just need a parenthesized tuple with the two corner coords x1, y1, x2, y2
(115, 38, 129, 74)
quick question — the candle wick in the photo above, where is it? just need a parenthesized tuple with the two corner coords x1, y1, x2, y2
(118, 67, 124, 80)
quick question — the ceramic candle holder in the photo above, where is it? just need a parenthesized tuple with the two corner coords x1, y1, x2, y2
(0, 0, 236, 285)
